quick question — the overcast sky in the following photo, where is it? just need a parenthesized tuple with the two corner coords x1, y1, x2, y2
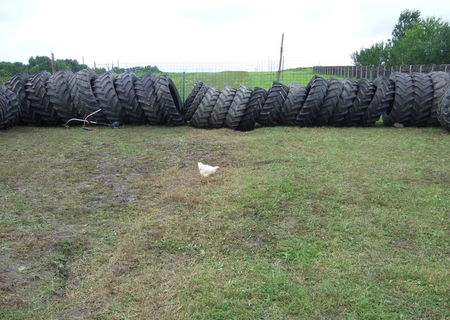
(1, 0, 449, 71)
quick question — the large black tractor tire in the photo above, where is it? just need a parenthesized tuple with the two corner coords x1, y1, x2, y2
(258, 82, 288, 126)
(6, 72, 29, 122)
(25, 71, 60, 125)
(191, 87, 220, 128)
(209, 86, 236, 128)
(297, 76, 328, 126)
(185, 84, 209, 122)
(344, 79, 375, 126)
(429, 72, 450, 126)
(70, 69, 106, 122)
(238, 87, 267, 131)
(279, 82, 307, 126)
(135, 73, 162, 125)
(316, 79, 343, 126)
(224, 86, 252, 130)
(331, 78, 358, 126)
(361, 76, 395, 126)
(183, 82, 203, 115)
(409, 72, 433, 127)
(0, 87, 20, 129)
(93, 71, 125, 123)
(154, 75, 185, 126)
(115, 71, 145, 124)
(46, 70, 78, 122)
(437, 87, 450, 131)
(382, 72, 414, 126)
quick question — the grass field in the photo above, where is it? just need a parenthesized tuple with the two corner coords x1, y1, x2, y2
(140, 67, 342, 100)
(0, 125, 448, 319)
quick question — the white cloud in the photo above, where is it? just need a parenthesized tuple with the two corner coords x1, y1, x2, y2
(0, 0, 449, 70)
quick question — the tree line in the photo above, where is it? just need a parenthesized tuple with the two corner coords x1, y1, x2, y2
(351, 9, 450, 66)
(0, 55, 161, 82)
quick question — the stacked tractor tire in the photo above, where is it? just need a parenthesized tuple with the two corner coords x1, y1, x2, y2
(0, 69, 184, 128)
(186, 72, 450, 131)
(1, 69, 450, 132)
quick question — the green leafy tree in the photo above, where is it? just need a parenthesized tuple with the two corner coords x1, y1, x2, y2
(391, 9, 421, 42)
(351, 41, 391, 66)
(351, 9, 450, 65)
(389, 17, 450, 65)
(28, 56, 52, 73)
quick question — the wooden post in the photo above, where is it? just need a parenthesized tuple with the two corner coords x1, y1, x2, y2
(51, 52, 56, 74)
(276, 33, 284, 82)
(94, 61, 97, 70)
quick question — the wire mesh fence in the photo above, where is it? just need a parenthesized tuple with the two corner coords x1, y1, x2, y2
(93, 61, 332, 101)
(314, 64, 450, 81)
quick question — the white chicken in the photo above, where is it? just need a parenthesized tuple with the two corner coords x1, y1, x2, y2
(198, 162, 221, 183)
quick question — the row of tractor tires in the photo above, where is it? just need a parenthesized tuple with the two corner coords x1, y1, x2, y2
(2, 69, 184, 126)
(182, 72, 450, 132)
(1, 70, 450, 132)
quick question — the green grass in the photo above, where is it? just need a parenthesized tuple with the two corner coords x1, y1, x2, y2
(0, 126, 448, 319)
(138, 67, 343, 100)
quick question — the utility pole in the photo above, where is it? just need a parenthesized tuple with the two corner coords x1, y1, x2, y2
(277, 33, 284, 82)
(51, 52, 56, 74)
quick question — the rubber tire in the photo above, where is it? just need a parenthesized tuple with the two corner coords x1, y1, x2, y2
(437, 87, 450, 131)
(46, 70, 78, 122)
(93, 71, 125, 123)
(238, 87, 267, 131)
(361, 76, 394, 126)
(297, 76, 328, 127)
(383, 72, 414, 126)
(135, 73, 162, 125)
(225, 86, 252, 130)
(280, 82, 307, 126)
(331, 78, 358, 127)
(0, 87, 20, 129)
(6, 72, 29, 123)
(154, 75, 185, 126)
(209, 86, 236, 128)
(185, 85, 209, 122)
(409, 72, 433, 127)
(316, 79, 343, 126)
(258, 82, 288, 126)
(183, 82, 203, 115)
(70, 69, 106, 122)
(191, 87, 220, 128)
(344, 79, 375, 126)
(429, 72, 450, 126)
(115, 71, 145, 124)
(25, 71, 60, 125)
